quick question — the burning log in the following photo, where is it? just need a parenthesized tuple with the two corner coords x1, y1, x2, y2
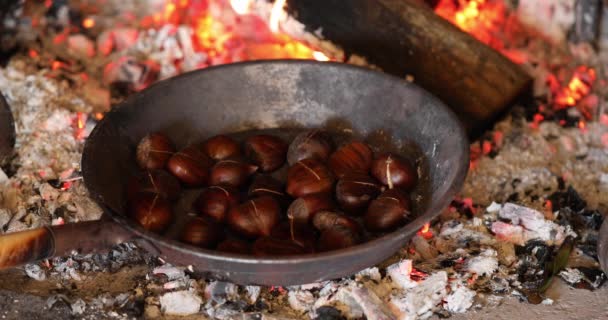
(276, 0, 532, 135)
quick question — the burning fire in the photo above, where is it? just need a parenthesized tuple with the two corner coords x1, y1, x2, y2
(417, 222, 433, 239)
(553, 66, 596, 110)
(435, 0, 505, 48)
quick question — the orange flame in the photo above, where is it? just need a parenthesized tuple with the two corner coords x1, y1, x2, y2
(312, 51, 330, 61)
(435, 0, 505, 48)
(554, 66, 596, 109)
(82, 18, 95, 29)
(417, 222, 433, 239)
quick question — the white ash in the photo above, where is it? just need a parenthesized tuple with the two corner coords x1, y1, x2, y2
(160, 290, 202, 316)
(387, 259, 418, 290)
(287, 290, 315, 313)
(71, 298, 86, 315)
(245, 285, 261, 304)
(542, 298, 554, 305)
(486, 202, 503, 213)
(355, 267, 382, 282)
(388, 271, 448, 320)
(445, 284, 476, 313)
(152, 264, 186, 281)
(559, 268, 586, 284)
(339, 284, 395, 320)
(492, 203, 569, 245)
(204, 281, 239, 305)
(24, 263, 47, 281)
(465, 249, 499, 277)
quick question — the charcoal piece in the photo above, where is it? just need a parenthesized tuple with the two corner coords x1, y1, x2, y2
(557, 207, 604, 231)
(570, 0, 602, 44)
(314, 306, 346, 320)
(548, 186, 587, 212)
(578, 267, 607, 289)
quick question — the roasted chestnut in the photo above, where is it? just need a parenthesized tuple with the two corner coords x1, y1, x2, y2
(335, 172, 382, 215)
(216, 238, 251, 254)
(271, 222, 316, 253)
(312, 211, 360, 234)
(167, 144, 213, 187)
(364, 188, 411, 231)
(209, 159, 258, 188)
(287, 193, 334, 227)
(317, 226, 360, 252)
(248, 175, 289, 206)
(202, 135, 241, 160)
(286, 159, 335, 197)
(287, 130, 333, 165)
(180, 217, 223, 248)
(129, 194, 173, 232)
(136, 132, 175, 170)
(194, 186, 240, 223)
(371, 153, 417, 190)
(127, 169, 181, 201)
(328, 141, 373, 178)
(227, 196, 280, 238)
(244, 134, 288, 172)
(252, 237, 309, 256)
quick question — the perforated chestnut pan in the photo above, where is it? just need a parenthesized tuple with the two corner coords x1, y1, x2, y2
(0, 60, 468, 285)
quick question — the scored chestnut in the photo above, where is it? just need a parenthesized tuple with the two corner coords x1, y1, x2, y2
(286, 158, 335, 198)
(287, 130, 333, 165)
(167, 144, 214, 187)
(336, 172, 383, 215)
(227, 196, 280, 238)
(180, 217, 223, 248)
(208, 159, 258, 188)
(216, 238, 251, 254)
(271, 222, 316, 253)
(312, 211, 361, 234)
(136, 132, 175, 170)
(127, 169, 181, 201)
(328, 141, 373, 178)
(252, 237, 309, 256)
(244, 134, 288, 172)
(248, 175, 289, 207)
(371, 153, 417, 190)
(202, 135, 241, 160)
(287, 193, 334, 227)
(129, 193, 173, 232)
(317, 226, 360, 252)
(194, 186, 240, 223)
(364, 188, 412, 231)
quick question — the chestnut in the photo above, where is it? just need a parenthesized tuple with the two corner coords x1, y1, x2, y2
(216, 238, 251, 254)
(287, 193, 334, 227)
(252, 237, 309, 256)
(328, 141, 373, 178)
(129, 194, 173, 232)
(227, 196, 280, 238)
(287, 130, 333, 165)
(167, 144, 213, 187)
(136, 132, 175, 170)
(317, 226, 360, 252)
(271, 222, 316, 253)
(248, 175, 290, 207)
(202, 135, 241, 160)
(127, 169, 181, 201)
(209, 159, 258, 188)
(244, 134, 288, 172)
(286, 159, 335, 197)
(194, 186, 240, 223)
(371, 153, 417, 190)
(180, 217, 222, 248)
(312, 211, 360, 234)
(335, 172, 382, 215)
(364, 188, 411, 231)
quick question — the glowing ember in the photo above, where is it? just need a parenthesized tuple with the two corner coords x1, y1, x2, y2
(554, 66, 596, 110)
(601, 133, 608, 148)
(82, 18, 95, 29)
(28, 49, 39, 59)
(417, 222, 433, 239)
(312, 51, 330, 62)
(269, 286, 286, 294)
(73, 112, 88, 140)
(51, 60, 64, 71)
(435, 0, 505, 48)
(269, 0, 287, 33)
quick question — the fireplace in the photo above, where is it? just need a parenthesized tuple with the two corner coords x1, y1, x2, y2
(0, 0, 606, 319)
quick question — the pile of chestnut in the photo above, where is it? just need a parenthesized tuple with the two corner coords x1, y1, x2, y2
(128, 129, 418, 256)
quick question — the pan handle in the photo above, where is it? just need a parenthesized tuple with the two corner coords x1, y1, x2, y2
(0, 218, 133, 269)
